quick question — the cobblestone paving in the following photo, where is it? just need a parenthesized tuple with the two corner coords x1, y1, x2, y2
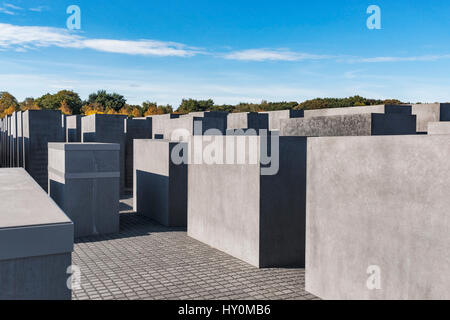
(72, 197, 317, 300)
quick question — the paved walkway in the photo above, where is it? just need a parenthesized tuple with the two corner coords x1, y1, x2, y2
(72, 197, 317, 300)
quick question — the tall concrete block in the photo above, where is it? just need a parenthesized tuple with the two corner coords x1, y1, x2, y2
(0, 168, 73, 300)
(227, 112, 269, 131)
(147, 114, 180, 139)
(82, 114, 127, 194)
(133, 139, 187, 227)
(66, 115, 82, 142)
(163, 116, 226, 141)
(180, 111, 229, 119)
(124, 117, 152, 190)
(188, 135, 306, 268)
(23, 110, 65, 191)
(306, 135, 450, 300)
(262, 109, 304, 131)
(16, 111, 23, 167)
(10, 112, 17, 167)
(281, 113, 417, 137)
(48, 143, 120, 238)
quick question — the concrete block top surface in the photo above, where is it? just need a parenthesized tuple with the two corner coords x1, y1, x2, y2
(0, 168, 71, 228)
(0, 168, 73, 261)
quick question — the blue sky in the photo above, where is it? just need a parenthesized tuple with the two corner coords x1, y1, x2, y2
(1, 0, 450, 106)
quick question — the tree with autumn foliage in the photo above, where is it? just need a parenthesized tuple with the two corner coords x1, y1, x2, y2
(0, 92, 19, 118)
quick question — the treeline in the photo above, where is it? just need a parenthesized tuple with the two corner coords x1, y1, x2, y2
(0, 90, 407, 119)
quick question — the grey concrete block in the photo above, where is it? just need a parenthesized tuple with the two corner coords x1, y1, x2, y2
(82, 114, 127, 194)
(306, 135, 450, 300)
(180, 111, 229, 119)
(411, 103, 450, 133)
(0, 168, 73, 300)
(124, 117, 152, 189)
(66, 115, 82, 142)
(187, 135, 306, 268)
(303, 104, 412, 118)
(16, 111, 23, 167)
(147, 114, 180, 139)
(163, 116, 226, 141)
(133, 139, 187, 227)
(427, 121, 450, 135)
(22, 110, 65, 191)
(280, 113, 417, 137)
(261, 109, 304, 131)
(48, 143, 120, 238)
(227, 112, 269, 131)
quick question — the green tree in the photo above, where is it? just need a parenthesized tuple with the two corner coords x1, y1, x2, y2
(35, 90, 83, 114)
(177, 99, 214, 113)
(87, 90, 126, 112)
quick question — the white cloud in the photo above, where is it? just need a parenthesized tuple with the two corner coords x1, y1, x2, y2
(0, 7, 14, 15)
(4, 3, 22, 10)
(29, 6, 48, 12)
(353, 54, 450, 63)
(224, 49, 331, 62)
(0, 23, 200, 57)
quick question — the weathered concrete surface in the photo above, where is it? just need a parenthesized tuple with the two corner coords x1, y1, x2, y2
(280, 113, 417, 136)
(163, 116, 226, 141)
(134, 139, 188, 227)
(306, 135, 450, 300)
(188, 135, 306, 268)
(22, 110, 65, 191)
(48, 143, 120, 238)
(82, 114, 127, 194)
(227, 112, 269, 131)
(411, 103, 450, 133)
(303, 104, 412, 118)
(261, 110, 304, 131)
(0, 168, 73, 300)
(124, 118, 152, 189)
(66, 115, 82, 142)
(428, 121, 450, 135)
(147, 114, 180, 139)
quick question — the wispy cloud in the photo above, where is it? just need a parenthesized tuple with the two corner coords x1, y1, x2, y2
(352, 54, 450, 63)
(29, 6, 48, 12)
(0, 3, 22, 15)
(0, 23, 200, 57)
(224, 49, 331, 62)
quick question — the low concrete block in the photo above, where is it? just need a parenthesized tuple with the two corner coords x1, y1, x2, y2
(412, 103, 450, 133)
(280, 113, 417, 136)
(427, 121, 450, 135)
(306, 135, 450, 300)
(0, 168, 73, 300)
(133, 139, 187, 227)
(82, 114, 127, 194)
(22, 110, 65, 191)
(48, 143, 120, 238)
(187, 135, 306, 268)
